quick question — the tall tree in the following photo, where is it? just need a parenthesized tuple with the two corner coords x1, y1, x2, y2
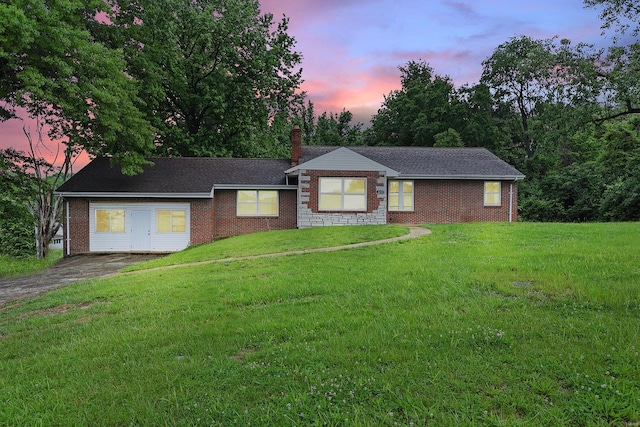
(595, 42, 640, 123)
(0, 122, 73, 259)
(106, 0, 303, 157)
(300, 100, 316, 143)
(370, 61, 461, 147)
(456, 83, 513, 155)
(480, 36, 558, 159)
(480, 36, 601, 161)
(314, 110, 363, 146)
(0, 0, 154, 174)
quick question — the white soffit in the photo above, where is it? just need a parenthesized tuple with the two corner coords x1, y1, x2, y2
(286, 147, 399, 176)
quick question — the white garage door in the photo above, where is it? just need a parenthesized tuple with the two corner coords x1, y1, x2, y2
(89, 202, 190, 252)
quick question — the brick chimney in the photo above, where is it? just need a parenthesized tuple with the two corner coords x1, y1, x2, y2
(290, 125, 302, 166)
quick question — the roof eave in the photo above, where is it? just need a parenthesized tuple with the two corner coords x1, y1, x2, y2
(397, 174, 525, 180)
(54, 191, 214, 199)
(212, 184, 297, 190)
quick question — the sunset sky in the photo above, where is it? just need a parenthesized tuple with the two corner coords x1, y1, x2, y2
(0, 0, 608, 163)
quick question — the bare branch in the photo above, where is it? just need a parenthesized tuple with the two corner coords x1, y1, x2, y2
(594, 107, 640, 124)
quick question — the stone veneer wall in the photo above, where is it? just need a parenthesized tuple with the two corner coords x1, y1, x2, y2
(297, 170, 387, 227)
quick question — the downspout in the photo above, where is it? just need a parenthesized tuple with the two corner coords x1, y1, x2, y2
(65, 200, 70, 256)
(509, 181, 514, 223)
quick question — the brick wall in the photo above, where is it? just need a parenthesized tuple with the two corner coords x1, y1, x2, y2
(387, 180, 518, 224)
(190, 198, 216, 245)
(297, 170, 387, 227)
(63, 198, 90, 255)
(213, 189, 297, 238)
(62, 179, 518, 255)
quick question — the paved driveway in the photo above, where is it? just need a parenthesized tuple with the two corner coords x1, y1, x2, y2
(0, 254, 163, 306)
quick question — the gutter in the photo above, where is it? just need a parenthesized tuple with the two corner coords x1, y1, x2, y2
(65, 200, 70, 256)
(509, 182, 514, 223)
(397, 174, 526, 181)
(53, 191, 215, 199)
(212, 184, 297, 190)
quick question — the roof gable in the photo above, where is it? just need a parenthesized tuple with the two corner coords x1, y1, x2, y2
(286, 147, 399, 176)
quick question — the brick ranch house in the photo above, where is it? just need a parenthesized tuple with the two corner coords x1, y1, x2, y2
(55, 127, 524, 256)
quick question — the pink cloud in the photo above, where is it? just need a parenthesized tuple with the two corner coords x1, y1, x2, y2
(260, 0, 378, 21)
(300, 60, 403, 126)
(0, 107, 90, 169)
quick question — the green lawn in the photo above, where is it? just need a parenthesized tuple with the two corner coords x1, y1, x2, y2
(0, 250, 62, 278)
(1, 223, 639, 426)
(124, 224, 408, 271)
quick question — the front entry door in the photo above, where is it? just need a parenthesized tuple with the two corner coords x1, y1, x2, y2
(131, 210, 151, 251)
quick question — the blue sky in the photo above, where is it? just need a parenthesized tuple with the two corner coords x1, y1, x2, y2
(260, 0, 607, 123)
(0, 0, 608, 160)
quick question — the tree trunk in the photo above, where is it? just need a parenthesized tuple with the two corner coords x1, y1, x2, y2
(35, 225, 46, 260)
(22, 121, 72, 259)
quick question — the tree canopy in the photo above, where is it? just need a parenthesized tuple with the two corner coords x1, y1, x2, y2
(370, 61, 462, 147)
(1, 0, 303, 172)
(0, 0, 154, 174)
(584, 0, 640, 35)
(104, 0, 304, 158)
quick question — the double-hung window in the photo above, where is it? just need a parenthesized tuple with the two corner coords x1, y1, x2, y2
(96, 209, 125, 233)
(319, 178, 366, 211)
(388, 180, 414, 211)
(484, 181, 502, 206)
(157, 209, 186, 232)
(237, 190, 279, 216)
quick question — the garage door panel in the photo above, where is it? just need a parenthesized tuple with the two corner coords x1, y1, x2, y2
(89, 202, 190, 252)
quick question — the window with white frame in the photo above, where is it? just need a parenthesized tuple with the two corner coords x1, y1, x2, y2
(484, 181, 502, 206)
(95, 209, 125, 233)
(157, 209, 186, 232)
(388, 180, 414, 211)
(237, 190, 279, 216)
(319, 177, 367, 211)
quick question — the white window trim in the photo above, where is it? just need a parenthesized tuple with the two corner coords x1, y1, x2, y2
(156, 209, 187, 233)
(484, 181, 502, 206)
(388, 180, 414, 212)
(95, 209, 125, 233)
(237, 190, 279, 217)
(318, 177, 367, 211)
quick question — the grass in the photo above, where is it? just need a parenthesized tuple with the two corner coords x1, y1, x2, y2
(0, 223, 639, 426)
(0, 250, 62, 278)
(124, 224, 408, 271)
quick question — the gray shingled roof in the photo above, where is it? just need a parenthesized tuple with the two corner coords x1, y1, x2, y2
(56, 157, 292, 196)
(299, 146, 524, 179)
(56, 147, 524, 196)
